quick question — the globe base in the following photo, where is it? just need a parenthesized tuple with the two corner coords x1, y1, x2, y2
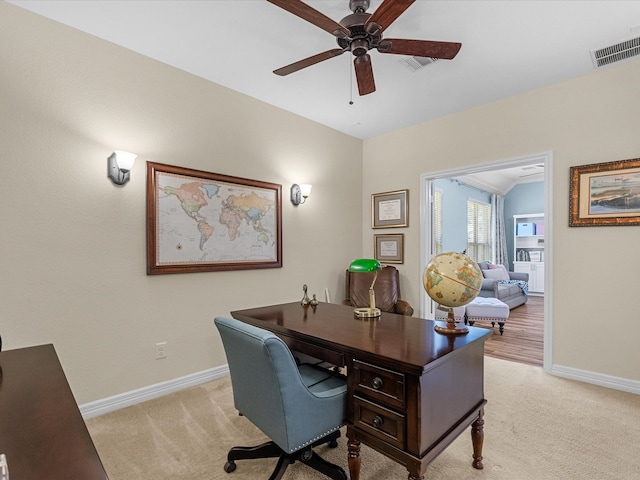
(434, 311, 469, 335)
(353, 307, 381, 318)
(434, 322, 469, 335)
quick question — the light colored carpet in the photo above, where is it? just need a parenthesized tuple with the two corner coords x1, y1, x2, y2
(86, 357, 640, 479)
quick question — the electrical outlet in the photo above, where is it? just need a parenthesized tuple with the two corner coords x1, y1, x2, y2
(155, 342, 167, 360)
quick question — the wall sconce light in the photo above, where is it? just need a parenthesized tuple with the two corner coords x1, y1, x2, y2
(108, 151, 137, 185)
(290, 183, 312, 206)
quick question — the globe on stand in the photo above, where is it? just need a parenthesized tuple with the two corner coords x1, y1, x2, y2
(424, 251, 483, 334)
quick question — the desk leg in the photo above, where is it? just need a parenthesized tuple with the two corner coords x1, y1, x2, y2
(347, 429, 361, 480)
(471, 409, 485, 470)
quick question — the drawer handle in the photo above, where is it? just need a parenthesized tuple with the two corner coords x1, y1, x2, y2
(372, 415, 384, 428)
(372, 377, 383, 390)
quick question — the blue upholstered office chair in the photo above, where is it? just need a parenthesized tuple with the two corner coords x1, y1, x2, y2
(214, 317, 348, 480)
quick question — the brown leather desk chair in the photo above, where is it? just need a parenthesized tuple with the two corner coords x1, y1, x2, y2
(343, 265, 413, 316)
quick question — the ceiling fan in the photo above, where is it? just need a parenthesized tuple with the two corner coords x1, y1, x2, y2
(267, 0, 462, 96)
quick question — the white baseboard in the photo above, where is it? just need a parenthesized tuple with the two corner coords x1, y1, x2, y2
(80, 362, 638, 420)
(549, 364, 640, 395)
(80, 365, 230, 419)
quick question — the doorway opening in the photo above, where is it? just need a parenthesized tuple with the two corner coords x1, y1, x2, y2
(419, 152, 553, 370)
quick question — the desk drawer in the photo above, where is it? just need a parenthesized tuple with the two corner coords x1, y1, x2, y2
(354, 395, 405, 449)
(352, 359, 405, 409)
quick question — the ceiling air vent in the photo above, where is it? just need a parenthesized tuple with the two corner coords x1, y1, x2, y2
(590, 35, 640, 68)
(400, 56, 439, 72)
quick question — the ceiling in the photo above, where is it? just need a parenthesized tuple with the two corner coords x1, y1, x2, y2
(7, 1, 640, 193)
(8, 0, 640, 142)
(457, 162, 545, 195)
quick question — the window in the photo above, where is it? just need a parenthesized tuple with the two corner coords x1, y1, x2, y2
(433, 189, 443, 255)
(467, 199, 491, 262)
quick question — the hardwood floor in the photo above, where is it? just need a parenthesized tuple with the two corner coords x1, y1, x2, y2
(476, 296, 544, 367)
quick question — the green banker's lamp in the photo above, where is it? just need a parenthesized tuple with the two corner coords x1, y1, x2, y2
(348, 258, 383, 318)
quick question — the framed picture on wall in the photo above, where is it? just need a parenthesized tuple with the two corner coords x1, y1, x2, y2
(146, 162, 282, 274)
(374, 234, 404, 264)
(569, 157, 640, 226)
(372, 189, 408, 228)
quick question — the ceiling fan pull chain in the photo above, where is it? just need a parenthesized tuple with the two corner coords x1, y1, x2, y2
(349, 55, 354, 105)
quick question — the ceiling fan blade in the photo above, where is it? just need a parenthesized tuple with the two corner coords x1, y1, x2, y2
(365, 0, 415, 36)
(267, 0, 350, 39)
(354, 54, 376, 96)
(378, 39, 462, 59)
(274, 48, 346, 76)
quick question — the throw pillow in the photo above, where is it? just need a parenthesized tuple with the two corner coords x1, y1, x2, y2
(489, 263, 510, 279)
(482, 266, 509, 281)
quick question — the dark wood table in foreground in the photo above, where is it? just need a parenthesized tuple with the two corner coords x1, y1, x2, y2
(231, 302, 491, 480)
(0, 344, 108, 480)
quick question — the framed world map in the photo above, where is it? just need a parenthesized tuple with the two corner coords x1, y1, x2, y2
(146, 162, 282, 274)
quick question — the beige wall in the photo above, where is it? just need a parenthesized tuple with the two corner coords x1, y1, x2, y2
(2, 2, 638, 405)
(363, 58, 640, 383)
(0, 3, 362, 404)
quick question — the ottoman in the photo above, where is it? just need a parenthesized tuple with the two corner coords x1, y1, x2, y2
(434, 306, 466, 323)
(465, 297, 509, 335)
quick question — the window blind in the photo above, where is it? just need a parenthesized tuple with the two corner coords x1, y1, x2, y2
(467, 199, 491, 262)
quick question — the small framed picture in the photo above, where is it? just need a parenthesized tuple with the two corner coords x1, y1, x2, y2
(372, 189, 408, 228)
(374, 234, 404, 264)
(569, 157, 640, 226)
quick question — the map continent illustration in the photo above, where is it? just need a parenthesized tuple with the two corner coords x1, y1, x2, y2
(156, 173, 277, 266)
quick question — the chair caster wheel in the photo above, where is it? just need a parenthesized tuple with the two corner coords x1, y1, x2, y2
(300, 448, 313, 461)
(328, 439, 338, 448)
(224, 461, 236, 473)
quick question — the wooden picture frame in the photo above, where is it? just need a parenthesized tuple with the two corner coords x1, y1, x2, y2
(146, 162, 282, 274)
(374, 234, 404, 264)
(372, 189, 408, 228)
(569, 157, 640, 227)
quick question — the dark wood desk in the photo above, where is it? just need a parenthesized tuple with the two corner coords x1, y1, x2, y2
(231, 302, 492, 480)
(0, 344, 109, 480)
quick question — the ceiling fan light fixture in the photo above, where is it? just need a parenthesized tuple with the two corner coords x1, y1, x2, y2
(351, 38, 369, 56)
